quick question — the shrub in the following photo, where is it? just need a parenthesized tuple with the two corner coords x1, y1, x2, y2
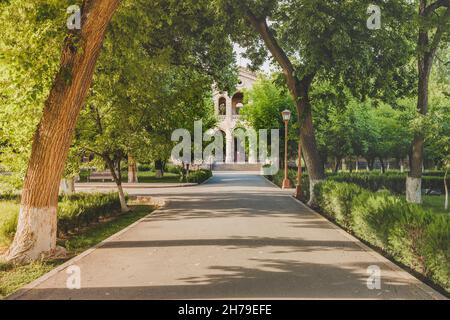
(422, 215, 450, 289)
(166, 164, 182, 174)
(138, 164, 153, 172)
(314, 181, 364, 228)
(314, 180, 450, 292)
(0, 201, 19, 246)
(0, 193, 123, 242)
(57, 192, 123, 235)
(182, 169, 212, 184)
(329, 172, 444, 194)
(387, 203, 434, 273)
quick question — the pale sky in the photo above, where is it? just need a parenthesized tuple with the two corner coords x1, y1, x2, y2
(234, 44, 275, 75)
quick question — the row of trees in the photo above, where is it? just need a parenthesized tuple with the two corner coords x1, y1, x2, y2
(241, 76, 450, 173)
(0, 0, 449, 262)
(0, 0, 236, 262)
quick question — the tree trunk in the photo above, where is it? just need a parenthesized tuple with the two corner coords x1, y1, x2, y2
(128, 154, 138, 183)
(155, 159, 164, 178)
(334, 157, 341, 173)
(407, 1, 450, 204)
(444, 169, 448, 211)
(380, 158, 386, 174)
(245, 13, 325, 206)
(105, 156, 129, 213)
(4, 0, 120, 263)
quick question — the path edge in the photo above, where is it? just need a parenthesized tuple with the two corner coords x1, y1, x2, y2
(263, 176, 446, 300)
(7, 198, 169, 300)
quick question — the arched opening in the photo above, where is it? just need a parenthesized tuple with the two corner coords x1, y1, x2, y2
(218, 97, 226, 115)
(219, 130, 226, 162)
(231, 92, 244, 115)
(233, 127, 249, 163)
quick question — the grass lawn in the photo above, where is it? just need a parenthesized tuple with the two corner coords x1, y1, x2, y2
(0, 204, 154, 299)
(79, 170, 180, 183)
(0, 201, 18, 249)
(126, 171, 180, 183)
(422, 195, 449, 215)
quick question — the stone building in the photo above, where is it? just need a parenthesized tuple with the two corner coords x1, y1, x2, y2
(213, 67, 258, 164)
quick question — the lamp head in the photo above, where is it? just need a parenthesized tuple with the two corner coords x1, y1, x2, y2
(281, 109, 291, 122)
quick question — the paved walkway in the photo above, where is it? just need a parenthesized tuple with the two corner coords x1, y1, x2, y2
(12, 173, 444, 299)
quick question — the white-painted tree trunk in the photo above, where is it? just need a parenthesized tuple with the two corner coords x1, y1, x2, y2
(406, 176, 422, 204)
(308, 179, 324, 207)
(5, 206, 57, 263)
(117, 184, 129, 212)
(400, 159, 404, 173)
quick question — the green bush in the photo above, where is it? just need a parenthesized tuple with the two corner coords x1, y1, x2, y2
(266, 169, 310, 199)
(138, 163, 153, 172)
(0, 193, 123, 242)
(314, 180, 450, 292)
(387, 203, 434, 273)
(166, 164, 182, 174)
(0, 201, 19, 246)
(57, 192, 123, 235)
(181, 169, 212, 184)
(423, 216, 450, 288)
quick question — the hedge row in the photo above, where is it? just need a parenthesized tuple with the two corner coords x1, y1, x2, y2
(330, 173, 445, 194)
(267, 170, 445, 198)
(1, 193, 124, 241)
(314, 181, 449, 292)
(57, 193, 125, 235)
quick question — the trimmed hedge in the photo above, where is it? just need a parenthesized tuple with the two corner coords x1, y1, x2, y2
(329, 172, 445, 194)
(314, 181, 450, 292)
(266, 170, 445, 199)
(0, 193, 124, 242)
(57, 193, 124, 235)
(181, 169, 212, 184)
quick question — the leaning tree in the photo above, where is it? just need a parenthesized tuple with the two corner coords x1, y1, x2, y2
(215, 0, 415, 204)
(5, 0, 121, 263)
(4, 0, 237, 263)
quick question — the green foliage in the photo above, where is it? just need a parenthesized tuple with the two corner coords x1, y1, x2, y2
(181, 169, 212, 184)
(314, 180, 450, 292)
(138, 164, 153, 172)
(268, 170, 446, 201)
(330, 172, 445, 194)
(0, 1, 67, 182)
(0, 201, 19, 247)
(0, 193, 124, 244)
(0, 205, 153, 299)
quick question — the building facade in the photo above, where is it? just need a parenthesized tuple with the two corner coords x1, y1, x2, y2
(213, 68, 258, 164)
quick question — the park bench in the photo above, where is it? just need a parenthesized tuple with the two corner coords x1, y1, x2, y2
(88, 171, 115, 182)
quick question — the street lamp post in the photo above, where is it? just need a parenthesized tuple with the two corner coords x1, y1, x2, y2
(295, 139, 303, 199)
(281, 110, 292, 189)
